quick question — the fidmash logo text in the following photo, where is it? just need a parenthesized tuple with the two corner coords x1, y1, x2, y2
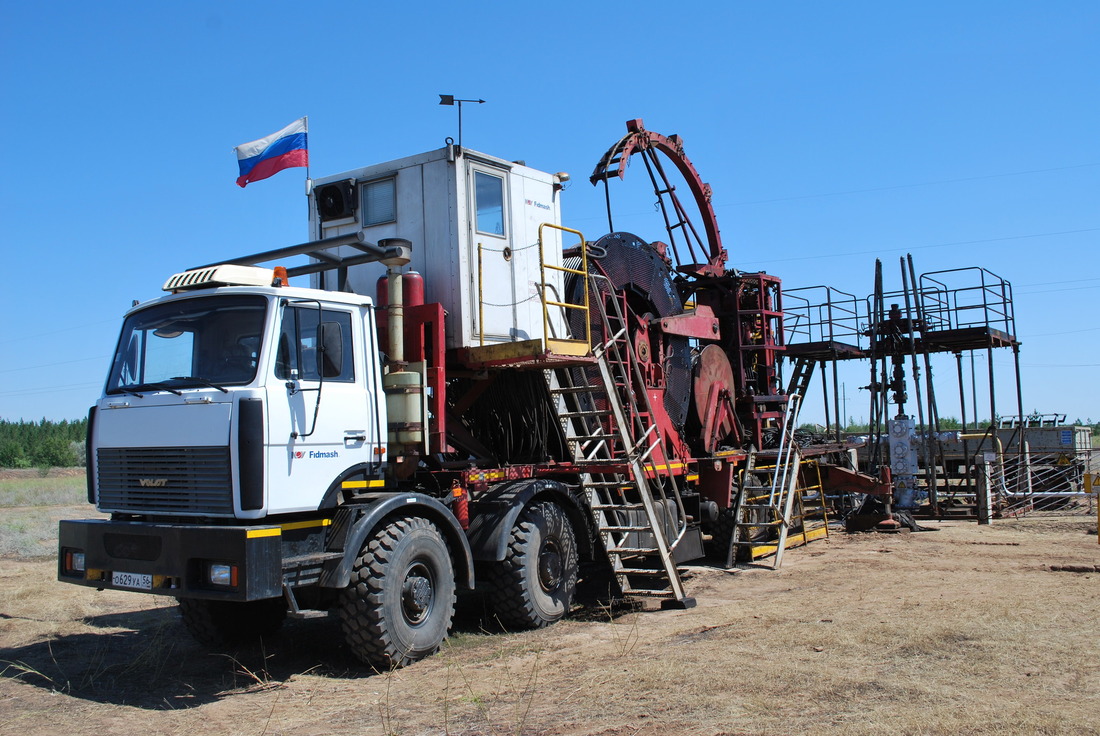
(294, 450, 340, 459)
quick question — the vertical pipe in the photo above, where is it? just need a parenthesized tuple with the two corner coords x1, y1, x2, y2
(900, 259, 930, 509)
(842, 381, 848, 435)
(457, 100, 464, 149)
(822, 293, 836, 440)
(388, 269, 405, 364)
(970, 353, 978, 430)
(957, 352, 973, 497)
(986, 345, 996, 432)
(976, 460, 992, 525)
(908, 255, 941, 512)
(1013, 343, 1026, 495)
(899, 259, 925, 431)
(869, 261, 885, 476)
(832, 359, 842, 442)
(986, 344, 1000, 499)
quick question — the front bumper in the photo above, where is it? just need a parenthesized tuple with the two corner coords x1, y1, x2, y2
(58, 519, 283, 601)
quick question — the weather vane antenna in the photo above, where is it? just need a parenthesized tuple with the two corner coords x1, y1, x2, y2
(438, 94, 485, 149)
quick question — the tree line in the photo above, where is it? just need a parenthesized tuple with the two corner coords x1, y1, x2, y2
(0, 418, 87, 469)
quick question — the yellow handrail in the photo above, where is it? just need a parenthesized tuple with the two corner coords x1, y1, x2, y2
(537, 223, 591, 351)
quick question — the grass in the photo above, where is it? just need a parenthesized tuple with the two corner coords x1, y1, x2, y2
(436, 633, 547, 736)
(0, 474, 86, 508)
(0, 473, 89, 558)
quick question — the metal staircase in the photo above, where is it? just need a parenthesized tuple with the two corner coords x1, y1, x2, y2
(548, 274, 695, 609)
(786, 357, 816, 400)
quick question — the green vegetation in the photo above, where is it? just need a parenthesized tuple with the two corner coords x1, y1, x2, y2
(0, 418, 87, 469)
(0, 475, 87, 507)
(0, 474, 87, 557)
(1071, 418, 1100, 448)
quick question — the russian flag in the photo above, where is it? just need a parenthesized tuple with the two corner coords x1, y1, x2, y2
(234, 117, 308, 188)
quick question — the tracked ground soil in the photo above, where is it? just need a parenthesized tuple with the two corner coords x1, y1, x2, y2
(1, 508, 1098, 735)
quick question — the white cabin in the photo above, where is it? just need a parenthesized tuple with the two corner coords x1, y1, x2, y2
(308, 145, 570, 350)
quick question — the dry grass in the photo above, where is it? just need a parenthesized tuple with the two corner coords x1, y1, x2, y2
(0, 474, 86, 508)
(0, 483, 1097, 735)
(0, 475, 92, 558)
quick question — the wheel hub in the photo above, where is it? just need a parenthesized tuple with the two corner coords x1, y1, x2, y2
(538, 540, 562, 592)
(402, 564, 433, 624)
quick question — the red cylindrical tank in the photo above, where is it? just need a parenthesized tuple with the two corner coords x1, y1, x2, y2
(403, 271, 424, 307)
(375, 274, 390, 349)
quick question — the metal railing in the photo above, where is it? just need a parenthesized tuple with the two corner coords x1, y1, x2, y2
(919, 267, 1015, 336)
(474, 223, 592, 351)
(784, 285, 864, 347)
(538, 223, 591, 351)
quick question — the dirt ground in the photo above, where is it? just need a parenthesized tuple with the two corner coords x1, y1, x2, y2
(1, 508, 1098, 736)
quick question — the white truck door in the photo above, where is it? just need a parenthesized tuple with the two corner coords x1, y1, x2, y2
(265, 303, 379, 513)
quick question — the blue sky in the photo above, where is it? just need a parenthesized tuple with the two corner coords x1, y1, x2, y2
(2, 2, 1097, 426)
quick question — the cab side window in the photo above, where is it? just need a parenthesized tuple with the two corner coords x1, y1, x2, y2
(275, 306, 355, 382)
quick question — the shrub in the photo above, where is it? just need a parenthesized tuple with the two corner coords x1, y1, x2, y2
(69, 440, 87, 467)
(0, 440, 30, 469)
(30, 437, 78, 468)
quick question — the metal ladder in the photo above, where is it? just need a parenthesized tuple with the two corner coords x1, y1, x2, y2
(730, 393, 805, 569)
(788, 460, 830, 548)
(786, 357, 816, 399)
(548, 275, 694, 608)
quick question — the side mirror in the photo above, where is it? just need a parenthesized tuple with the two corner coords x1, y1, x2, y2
(123, 335, 140, 382)
(318, 322, 343, 378)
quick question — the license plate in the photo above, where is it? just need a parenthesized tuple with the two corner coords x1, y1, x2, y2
(112, 571, 152, 590)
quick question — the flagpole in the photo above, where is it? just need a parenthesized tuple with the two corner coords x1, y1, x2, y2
(304, 115, 312, 196)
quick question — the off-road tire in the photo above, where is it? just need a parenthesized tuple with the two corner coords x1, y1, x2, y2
(177, 597, 287, 648)
(706, 478, 774, 564)
(704, 507, 738, 567)
(488, 501, 578, 629)
(339, 516, 456, 669)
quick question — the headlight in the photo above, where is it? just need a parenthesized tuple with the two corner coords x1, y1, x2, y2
(63, 549, 86, 574)
(207, 563, 238, 587)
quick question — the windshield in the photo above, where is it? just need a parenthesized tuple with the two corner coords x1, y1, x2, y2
(106, 294, 268, 394)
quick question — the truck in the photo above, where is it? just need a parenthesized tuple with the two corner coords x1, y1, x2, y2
(59, 120, 845, 668)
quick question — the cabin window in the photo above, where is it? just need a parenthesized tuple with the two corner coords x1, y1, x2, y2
(474, 171, 505, 237)
(362, 177, 396, 226)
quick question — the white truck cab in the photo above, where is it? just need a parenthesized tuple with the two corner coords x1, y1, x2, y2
(93, 274, 386, 519)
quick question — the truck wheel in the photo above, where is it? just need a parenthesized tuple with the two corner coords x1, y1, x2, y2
(704, 507, 737, 566)
(339, 516, 456, 669)
(177, 597, 287, 647)
(489, 501, 578, 629)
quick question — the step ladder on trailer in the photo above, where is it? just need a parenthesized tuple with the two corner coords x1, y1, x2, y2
(723, 393, 826, 569)
(788, 461, 830, 548)
(545, 272, 696, 609)
(735, 455, 830, 564)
